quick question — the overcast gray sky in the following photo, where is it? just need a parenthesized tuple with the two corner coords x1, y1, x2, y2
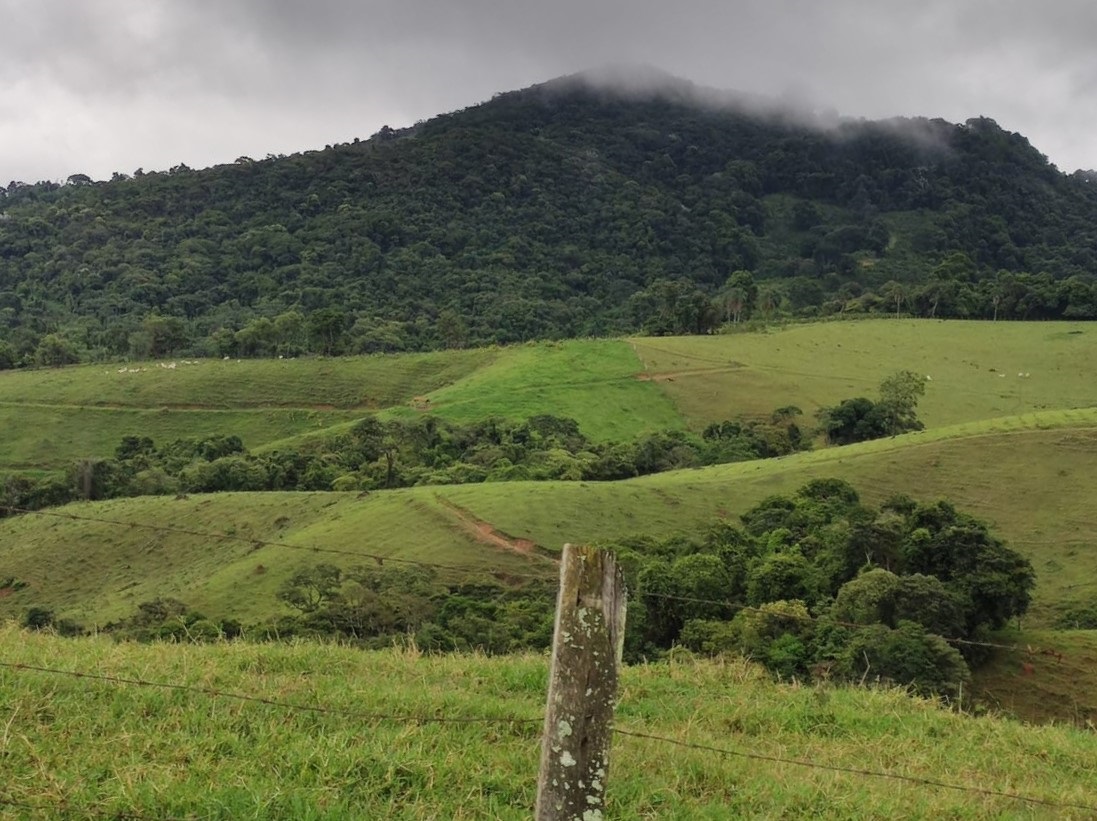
(3, 0, 1095, 183)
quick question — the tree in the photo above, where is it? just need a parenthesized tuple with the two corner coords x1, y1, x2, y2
(831, 620, 970, 701)
(136, 314, 188, 358)
(722, 270, 757, 323)
(876, 370, 927, 435)
(818, 397, 887, 445)
(277, 564, 344, 614)
(34, 334, 79, 367)
(820, 371, 926, 444)
(832, 569, 965, 638)
(308, 308, 347, 355)
(878, 280, 907, 318)
(436, 308, 468, 349)
(0, 341, 16, 370)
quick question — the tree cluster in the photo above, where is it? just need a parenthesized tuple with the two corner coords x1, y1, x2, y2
(614, 479, 1034, 700)
(818, 370, 927, 445)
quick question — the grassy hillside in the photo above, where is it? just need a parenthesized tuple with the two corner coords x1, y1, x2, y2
(4, 319, 1097, 726)
(0, 349, 493, 470)
(632, 319, 1097, 428)
(393, 338, 684, 440)
(7, 319, 1096, 471)
(1, 626, 1094, 819)
(0, 491, 552, 625)
(3, 411, 1094, 629)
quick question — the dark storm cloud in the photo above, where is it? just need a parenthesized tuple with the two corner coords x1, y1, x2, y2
(2, 0, 1095, 183)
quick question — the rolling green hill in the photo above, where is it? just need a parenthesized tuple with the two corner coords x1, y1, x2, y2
(632, 319, 1097, 427)
(3, 411, 1094, 630)
(3, 319, 1097, 725)
(1, 626, 1095, 818)
(5, 318, 1096, 472)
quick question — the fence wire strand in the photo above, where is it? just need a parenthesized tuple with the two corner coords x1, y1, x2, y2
(612, 727, 1097, 813)
(0, 660, 543, 727)
(2, 655, 1094, 814)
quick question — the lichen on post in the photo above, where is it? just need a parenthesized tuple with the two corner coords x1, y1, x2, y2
(535, 543, 627, 821)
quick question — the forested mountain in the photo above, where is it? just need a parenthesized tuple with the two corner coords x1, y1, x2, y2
(3, 69, 1097, 364)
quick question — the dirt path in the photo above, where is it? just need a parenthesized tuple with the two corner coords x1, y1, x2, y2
(436, 499, 544, 558)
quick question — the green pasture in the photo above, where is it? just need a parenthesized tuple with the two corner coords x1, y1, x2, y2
(0, 626, 1094, 818)
(0, 349, 494, 469)
(631, 319, 1097, 429)
(0, 491, 549, 626)
(0, 405, 361, 470)
(438, 410, 1097, 628)
(396, 338, 684, 441)
(0, 349, 493, 409)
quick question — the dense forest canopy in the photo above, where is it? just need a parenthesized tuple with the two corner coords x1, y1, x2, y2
(2, 70, 1097, 364)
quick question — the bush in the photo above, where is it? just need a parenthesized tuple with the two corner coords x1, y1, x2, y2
(831, 620, 970, 701)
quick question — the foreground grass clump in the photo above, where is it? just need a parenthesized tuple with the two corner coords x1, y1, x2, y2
(1, 627, 1095, 819)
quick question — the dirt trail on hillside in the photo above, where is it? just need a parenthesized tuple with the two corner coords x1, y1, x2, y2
(436, 499, 543, 558)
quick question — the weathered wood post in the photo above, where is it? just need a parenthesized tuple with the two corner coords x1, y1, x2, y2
(535, 543, 627, 821)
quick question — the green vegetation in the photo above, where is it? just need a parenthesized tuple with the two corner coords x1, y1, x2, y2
(626, 479, 1033, 699)
(3, 74, 1097, 366)
(393, 339, 683, 441)
(630, 319, 1097, 427)
(1, 321, 1096, 726)
(0, 350, 492, 470)
(818, 370, 927, 444)
(1, 626, 1095, 818)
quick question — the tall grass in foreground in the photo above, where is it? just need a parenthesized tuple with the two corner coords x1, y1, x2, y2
(1, 626, 1095, 819)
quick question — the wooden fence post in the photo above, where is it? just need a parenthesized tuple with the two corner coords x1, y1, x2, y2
(535, 544, 627, 821)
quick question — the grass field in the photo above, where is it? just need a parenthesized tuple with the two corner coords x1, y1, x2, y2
(0, 405, 363, 470)
(388, 338, 684, 441)
(4, 319, 1097, 728)
(0, 349, 495, 409)
(631, 319, 1097, 428)
(5, 320, 1095, 470)
(0, 491, 551, 626)
(0, 349, 494, 470)
(1, 626, 1095, 819)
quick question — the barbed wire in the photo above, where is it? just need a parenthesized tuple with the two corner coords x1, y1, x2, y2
(6, 654, 1088, 816)
(2, 653, 1093, 814)
(612, 727, 1097, 813)
(0, 505, 558, 582)
(0, 659, 543, 727)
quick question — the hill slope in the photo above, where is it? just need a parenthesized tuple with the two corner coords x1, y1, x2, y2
(3, 70, 1097, 364)
(3, 411, 1094, 629)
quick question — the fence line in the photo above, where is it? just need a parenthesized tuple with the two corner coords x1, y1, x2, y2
(0, 660, 542, 727)
(3, 655, 1092, 815)
(611, 727, 1097, 813)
